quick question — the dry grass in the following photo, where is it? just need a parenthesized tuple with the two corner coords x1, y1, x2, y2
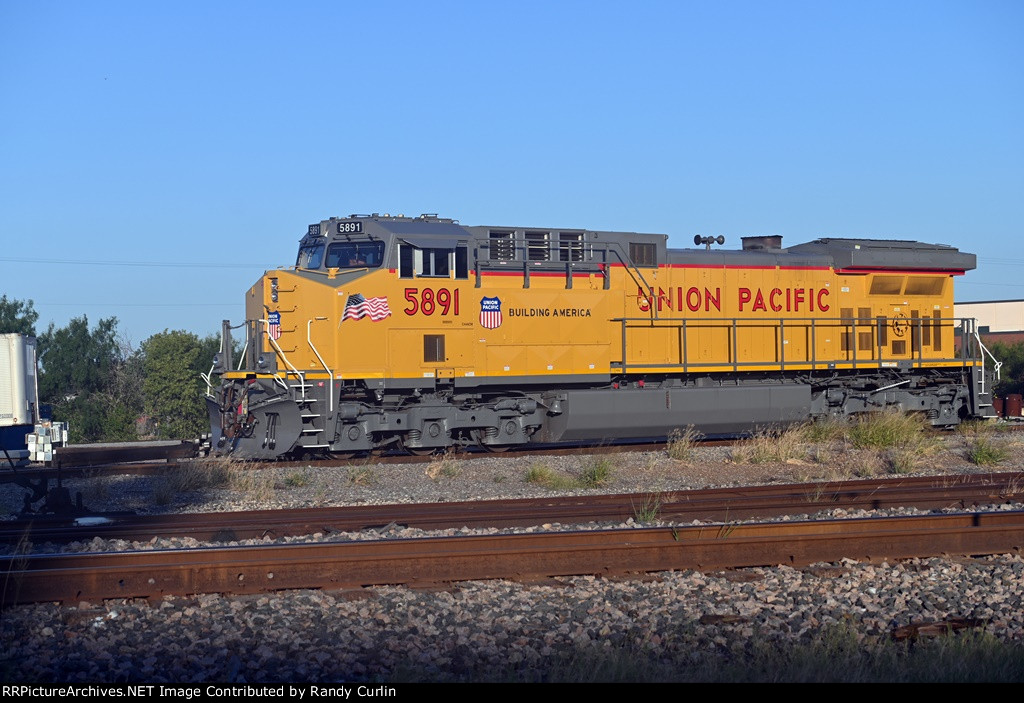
(525, 463, 577, 490)
(282, 469, 312, 488)
(424, 449, 460, 481)
(395, 624, 1024, 682)
(666, 426, 703, 461)
(348, 466, 377, 486)
(957, 419, 1014, 466)
(885, 446, 927, 474)
(799, 417, 849, 443)
(230, 468, 275, 501)
(580, 458, 614, 487)
(730, 425, 809, 464)
(806, 444, 836, 465)
(80, 468, 114, 503)
(846, 411, 930, 450)
(726, 412, 947, 476)
(152, 457, 235, 504)
(956, 419, 996, 440)
(151, 456, 276, 505)
(847, 449, 884, 477)
(525, 458, 615, 490)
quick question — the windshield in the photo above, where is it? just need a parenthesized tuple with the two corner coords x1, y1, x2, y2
(296, 243, 325, 269)
(325, 241, 386, 269)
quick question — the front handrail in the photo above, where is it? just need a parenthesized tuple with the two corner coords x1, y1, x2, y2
(308, 317, 333, 412)
(263, 319, 306, 401)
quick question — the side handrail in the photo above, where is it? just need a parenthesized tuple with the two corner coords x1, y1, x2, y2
(609, 314, 972, 371)
(308, 317, 333, 412)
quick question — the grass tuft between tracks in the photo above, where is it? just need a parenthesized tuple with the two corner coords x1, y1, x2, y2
(152, 456, 273, 505)
(579, 458, 614, 487)
(386, 624, 1024, 683)
(666, 426, 703, 461)
(524, 459, 615, 490)
(727, 411, 945, 475)
(424, 450, 461, 481)
(958, 422, 1015, 466)
(524, 463, 577, 490)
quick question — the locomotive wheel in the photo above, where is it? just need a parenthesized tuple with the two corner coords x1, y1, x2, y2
(481, 443, 511, 453)
(398, 435, 439, 456)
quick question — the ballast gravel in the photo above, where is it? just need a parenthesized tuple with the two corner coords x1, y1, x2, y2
(2, 435, 1024, 682)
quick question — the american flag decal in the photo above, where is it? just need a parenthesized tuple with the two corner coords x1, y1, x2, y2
(343, 293, 392, 322)
(479, 296, 503, 329)
(268, 311, 282, 339)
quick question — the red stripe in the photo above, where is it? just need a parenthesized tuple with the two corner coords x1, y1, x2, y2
(836, 267, 965, 275)
(651, 263, 834, 271)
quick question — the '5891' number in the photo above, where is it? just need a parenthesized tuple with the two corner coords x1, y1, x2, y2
(403, 287, 461, 316)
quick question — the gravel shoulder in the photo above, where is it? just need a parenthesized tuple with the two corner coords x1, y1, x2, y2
(3, 431, 1024, 682)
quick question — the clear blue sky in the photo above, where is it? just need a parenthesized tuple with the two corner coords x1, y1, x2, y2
(1, 1, 1021, 347)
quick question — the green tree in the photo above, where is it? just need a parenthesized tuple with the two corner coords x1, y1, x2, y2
(141, 330, 207, 440)
(37, 316, 120, 400)
(989, 341, 1024, 396)
(0, 295, 39, 336)
(36, 316, 139, 443)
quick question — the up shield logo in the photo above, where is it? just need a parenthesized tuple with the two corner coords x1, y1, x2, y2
(479, 297, 503, 329)
(268, 311, 282, 340)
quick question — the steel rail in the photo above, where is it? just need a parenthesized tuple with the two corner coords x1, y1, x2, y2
(4, 472, 1022, 545)
(2, 511, 1022, 605)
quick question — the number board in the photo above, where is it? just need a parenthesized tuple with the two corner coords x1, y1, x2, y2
(307, 224, 321, 236)
(337, 221, 363, 234)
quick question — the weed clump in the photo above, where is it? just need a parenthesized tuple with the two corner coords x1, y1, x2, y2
(730, 425, 808, 464)
(150, 456, 275, 504)
(425, 450, 460, 481)
(525, 459, 616, 490)
(666, 426, 702, 461)
(348, 466, 377, 486)
(283, 470, 311, 488)
(580, 458, 614, 487)
(965, 436, 1011, 466)
(524, 463, 576, 490)
(847, 411, 927, 450)
(631, 493, 661, 522)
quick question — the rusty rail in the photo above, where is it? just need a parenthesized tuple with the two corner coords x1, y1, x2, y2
(3, 511, 1022, 605)
(4, 472, 1022, 545)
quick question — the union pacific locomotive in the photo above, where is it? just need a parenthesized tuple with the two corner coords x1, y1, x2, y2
(207, 213, 995, 459)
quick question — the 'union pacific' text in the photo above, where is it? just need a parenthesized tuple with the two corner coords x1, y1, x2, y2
(637, 286, 830, 313)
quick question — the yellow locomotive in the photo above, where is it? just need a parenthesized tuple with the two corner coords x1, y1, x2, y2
(208, 214, 994, 458)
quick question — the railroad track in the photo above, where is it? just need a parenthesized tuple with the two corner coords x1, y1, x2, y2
(3, 511, 1023, 606)
(0, 439, 682, 484)
(5, 422, 1021, 483)
(3, 472, 1023, 546)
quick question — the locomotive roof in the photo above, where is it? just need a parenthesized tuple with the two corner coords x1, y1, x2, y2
(786, 238, 976, 272)
(663, 237, 974, 272)
(304, 215, 975, 272)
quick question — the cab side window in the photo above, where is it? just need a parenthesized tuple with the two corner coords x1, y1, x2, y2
(400, 244, 469, 279)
